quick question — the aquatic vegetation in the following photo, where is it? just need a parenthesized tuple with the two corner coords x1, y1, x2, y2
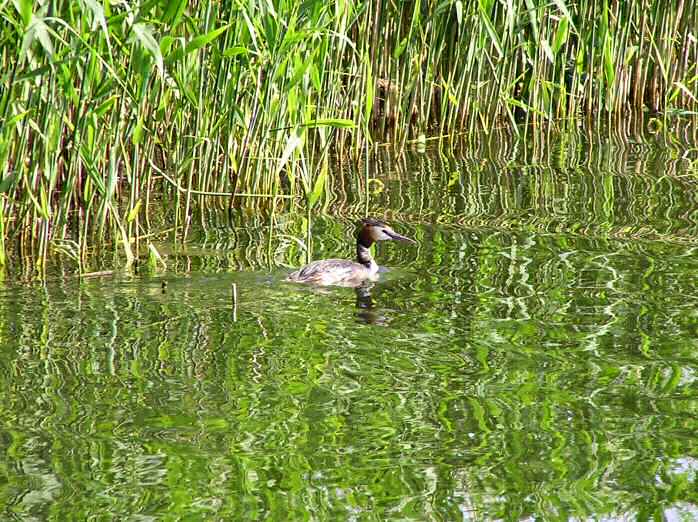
(0, 0, 696, 271)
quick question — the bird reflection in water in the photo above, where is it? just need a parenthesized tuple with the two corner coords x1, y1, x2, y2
(355, 284, 391, 326)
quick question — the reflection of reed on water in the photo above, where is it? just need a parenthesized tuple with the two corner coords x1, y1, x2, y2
(7, 131, 698, 279)
(186, 140, 696, 279)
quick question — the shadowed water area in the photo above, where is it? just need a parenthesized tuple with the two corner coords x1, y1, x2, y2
(2, 134, 698, 520)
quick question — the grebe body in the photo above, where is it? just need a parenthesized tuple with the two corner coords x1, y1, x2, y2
(287, 219, 415, 287)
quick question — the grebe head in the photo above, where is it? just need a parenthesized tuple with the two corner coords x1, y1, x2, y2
(359, 218, 416, 245)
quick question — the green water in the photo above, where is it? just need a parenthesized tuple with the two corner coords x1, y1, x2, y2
(2, 137, 698, 520)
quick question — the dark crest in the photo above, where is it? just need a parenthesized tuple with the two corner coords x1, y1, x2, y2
(361, 218, 387, 227)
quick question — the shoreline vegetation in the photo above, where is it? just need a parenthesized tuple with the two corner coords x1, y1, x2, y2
(1, 0, 697, 274)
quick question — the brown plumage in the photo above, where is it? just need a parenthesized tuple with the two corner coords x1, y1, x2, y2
(287, 219, 416, 287)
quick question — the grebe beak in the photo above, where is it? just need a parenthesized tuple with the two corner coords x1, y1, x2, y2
(386, 230, 417, 244)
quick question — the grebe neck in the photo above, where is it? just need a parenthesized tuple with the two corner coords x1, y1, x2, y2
(356, 231, 377, 270)
(357, 243, 374, 267)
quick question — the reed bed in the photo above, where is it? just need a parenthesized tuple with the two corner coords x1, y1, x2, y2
(1, 0, 696, 272)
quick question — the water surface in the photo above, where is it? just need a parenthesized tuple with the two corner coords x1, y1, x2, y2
(2, 135, 698, 520)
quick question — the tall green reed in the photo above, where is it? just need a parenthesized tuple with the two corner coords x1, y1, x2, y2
(0, 0, 696, 272)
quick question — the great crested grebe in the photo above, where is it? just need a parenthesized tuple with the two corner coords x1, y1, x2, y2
(287, 218, 416, 287)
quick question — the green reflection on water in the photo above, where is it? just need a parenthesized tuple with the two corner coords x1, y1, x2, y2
(2, 139, 698, 520)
